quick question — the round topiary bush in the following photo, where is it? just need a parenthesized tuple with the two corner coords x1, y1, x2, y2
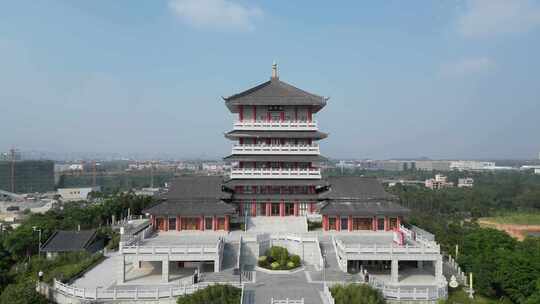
(271, 262, 280, 269)
(287, 261, 295, 269)
(290, 254, 301, 267)
(258, 256, 268, 267)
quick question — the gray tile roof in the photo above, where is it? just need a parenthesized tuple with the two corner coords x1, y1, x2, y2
(225, 130, 328, 140)
(144, 200, 236, 216)
(41, 230, 98, 253)
(166, 176, 231, 200)
(223, 154, 326, 163)
(319, 201, 410, 216)
(224, 79, 327, 113)
(319, 176, 396, 201)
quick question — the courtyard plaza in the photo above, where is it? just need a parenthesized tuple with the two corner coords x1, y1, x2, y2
(67, 217, 446, 303)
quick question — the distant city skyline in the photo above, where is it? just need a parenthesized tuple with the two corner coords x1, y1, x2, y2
(1, 1, 540, 159)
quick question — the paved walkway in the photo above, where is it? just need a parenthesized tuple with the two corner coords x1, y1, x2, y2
(247, 216, 307, 233)
(244, 270, 324, 304)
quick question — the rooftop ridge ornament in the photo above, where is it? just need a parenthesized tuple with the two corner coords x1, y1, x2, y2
(271, 61, 278, 80)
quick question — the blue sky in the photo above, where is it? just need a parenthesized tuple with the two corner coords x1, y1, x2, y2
(1, 0, 539, 159)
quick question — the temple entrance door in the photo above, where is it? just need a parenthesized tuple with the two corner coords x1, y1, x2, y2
(328, 217, 337, 230)
(341, 217, 348, 230)
(157, 218, 165, 231)
(205, 217, 213, 230)
(377, 218, 385, 231)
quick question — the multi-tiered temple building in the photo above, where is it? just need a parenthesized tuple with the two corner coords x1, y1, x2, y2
(223, 63, 326, 219)
(146, 64, 409, 233)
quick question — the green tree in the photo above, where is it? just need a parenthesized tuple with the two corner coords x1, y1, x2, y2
(176, 284, 240, 304)
(0, 280, 49, 304)
(330, 284, 385, 304)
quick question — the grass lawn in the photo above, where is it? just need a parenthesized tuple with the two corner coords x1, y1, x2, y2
(446, 288, 510, 304)
(480, 212, 540, 225)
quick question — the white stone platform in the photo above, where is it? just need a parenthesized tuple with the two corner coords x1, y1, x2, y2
(247, 216, 308, 233)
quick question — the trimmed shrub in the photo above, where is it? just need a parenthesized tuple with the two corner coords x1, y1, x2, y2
(290, 254, 301, 267)
(330, 284, 385, 304)
(287, 261, 295, 269)
(176, 284, 240, 304)
(258, 256, 268, 267)
(271, 262, 280, 270)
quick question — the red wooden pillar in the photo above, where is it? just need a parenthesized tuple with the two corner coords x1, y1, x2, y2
(179, 217, 183, 231)
(251, 201, 257, 217)
(239, 202, 243, 216)
(176, 216, 180, 231)
(165, 217, 169, 232)
(396, 216, 401, 229)
(348, 216, 353, 232)
(213, 216, 217, 231)
(322, 215, 328, 231)
(200, 216, 204, 231)
(308, 107, 312, 122)
(239, 105, 244, 121)
(336, 217, 341, 231)
(293, 202, 299, 216)
(372, 216, 377, 231)
(384, 216, 389, 231)
(225, 215, 230, 231)
(253, 105, 257, 121)
(309, 202, 314, 214)
(279, 200, 285, 217)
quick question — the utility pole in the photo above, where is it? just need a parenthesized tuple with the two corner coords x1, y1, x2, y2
(92, 160, 97, 188)
(10, 148, 16, 193)
(150, 161, 154, 188)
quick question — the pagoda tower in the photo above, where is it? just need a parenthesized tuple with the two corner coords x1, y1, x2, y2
(223, 63, 328, 217)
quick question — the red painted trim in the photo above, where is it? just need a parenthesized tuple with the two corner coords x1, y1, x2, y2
(397, 216, 401, 228)
(267, 112, 271, 122)
(308, 107, 312, 122)
(293, 202, 299, 216)
(348, 216, 353, 231)
(200, 216, 204, 231)
(323, 215, 328, 231)
(251, 200, 257, 217)
(239, 105, 244, 122)
(165, 217, 169, 231)
(279, 200, 285, 217)
(309, 202, 314, 214)
(372, 216, 377, 231)
(213, 216, 217, 231)
(239, 138, 243, 145)
(384, 216, 389, 231)
(176, 216, 180, 231)
(336, 217, 341, 231)
(225, 215, 230, 231)
(280, 111, 285, 122)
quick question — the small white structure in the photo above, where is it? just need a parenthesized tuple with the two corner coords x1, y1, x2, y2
(535, 168, 540, 175)
(57, 187, 100, 202)
(425, 175, 453, 190)
(450, 161, 495, 171)
(457, 178, 474, 188)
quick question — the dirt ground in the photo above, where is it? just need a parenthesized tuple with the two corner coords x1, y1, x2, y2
(478, 219, 540, 240)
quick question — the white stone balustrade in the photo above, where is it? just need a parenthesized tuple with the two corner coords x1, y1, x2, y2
(230, 168, 321, 179)
(233, 120, 317, 130)
(232, 144, 320, 155)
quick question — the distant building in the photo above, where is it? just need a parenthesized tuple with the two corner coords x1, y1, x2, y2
(450, 161, 495, 171)
(380, 160, 415, 171)
(416, 160, 451, 171)
(457, 178, 474, 188)
(0, 160, 55, 193)
(535, 168, 540, 175)
(57, 186, 101, 202)
(425, 174, 454, 190)
(41, 229, 104, 259)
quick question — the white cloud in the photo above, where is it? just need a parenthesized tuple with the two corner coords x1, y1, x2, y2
(169, 0, 262, 31)
(458, 0, 540, 37)
(440, 57, 495, 77)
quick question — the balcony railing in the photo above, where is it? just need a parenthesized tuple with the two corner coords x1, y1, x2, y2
(233, 120, 318, 130)
(230, 168, 321, 179)
(232, 144, 320, 155)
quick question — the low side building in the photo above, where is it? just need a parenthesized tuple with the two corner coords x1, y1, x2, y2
(425, 175, 453, 190)
(457, 178, 474, 188)
(57, 186, 101, 202)
(145, 176, 235, 232)
(319, 176, 409, 231)
(41, 229, 104, 259)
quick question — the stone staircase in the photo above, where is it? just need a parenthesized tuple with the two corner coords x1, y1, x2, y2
(247, 216, 308, 233)
(222, 241, 240, 270)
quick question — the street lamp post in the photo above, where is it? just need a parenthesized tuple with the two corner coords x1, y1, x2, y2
(32, 226, 42, 257)
(322, 248, 326, 283)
